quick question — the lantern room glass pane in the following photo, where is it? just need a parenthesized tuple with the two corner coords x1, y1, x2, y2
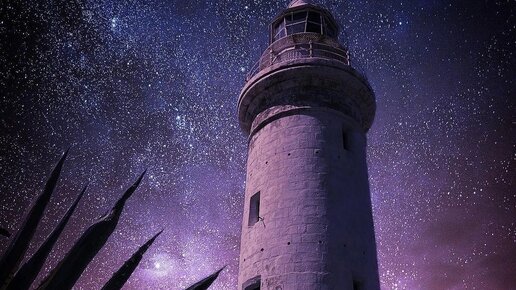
(274, 20, 285, 34)
(306, 22, 321, 33)
(323, 16, 337, 37)
(274, 29, 286, 41)
(287, 22, 305, 34)
(272, 9, 338, 41)
(293, 11, 307, 21)
(325, 25, 336, 37)
(285, 14, 293, 24)
(307, 11, 321, 23)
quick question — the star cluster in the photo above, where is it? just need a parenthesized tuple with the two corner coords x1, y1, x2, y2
(0, 0, 514, 289)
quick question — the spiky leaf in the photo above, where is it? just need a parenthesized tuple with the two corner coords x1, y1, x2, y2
(101, 229, 163, 290)
(6, 185, 87, 290)
(185, 266, 225, 290)
(0, 150, 68, 287)
(36, 171, 146, 290)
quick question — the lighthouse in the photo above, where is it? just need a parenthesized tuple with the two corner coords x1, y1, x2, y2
(237, 0, 379, 289)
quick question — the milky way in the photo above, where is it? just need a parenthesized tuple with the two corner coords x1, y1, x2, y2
(0, 0, 514, 289)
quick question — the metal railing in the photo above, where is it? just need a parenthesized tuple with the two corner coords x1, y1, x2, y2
(246, 33, 350, 81)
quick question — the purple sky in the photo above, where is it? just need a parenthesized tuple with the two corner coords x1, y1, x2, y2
(0, 0, 514, 289)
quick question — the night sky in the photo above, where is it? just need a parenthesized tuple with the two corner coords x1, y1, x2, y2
(0, 0, 514, 289)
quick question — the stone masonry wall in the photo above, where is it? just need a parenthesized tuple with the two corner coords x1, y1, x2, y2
(238, 106, 379, 290)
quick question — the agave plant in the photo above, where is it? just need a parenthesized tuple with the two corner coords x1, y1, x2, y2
(0, 150, 69, 289)
(7, 185, 87, 290)
(0, 151, 224, 290)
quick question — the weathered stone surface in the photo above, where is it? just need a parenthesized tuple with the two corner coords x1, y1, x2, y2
(238, 107, 379, 290)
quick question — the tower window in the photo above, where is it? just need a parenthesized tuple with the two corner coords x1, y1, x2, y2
(343, 130, 350, 151)
(243, 276, 261, 290)
(248, 192, 260, 226)
(353, 280, 361, 290)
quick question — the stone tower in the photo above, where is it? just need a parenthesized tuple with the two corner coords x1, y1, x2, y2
(237, 1, 379, 289)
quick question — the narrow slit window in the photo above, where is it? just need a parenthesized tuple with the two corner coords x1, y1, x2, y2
(353, 280, 361, 290)
(243, 276, 261, 290)
(248, 192, 260, 226)
(343, 130, 350, 151)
